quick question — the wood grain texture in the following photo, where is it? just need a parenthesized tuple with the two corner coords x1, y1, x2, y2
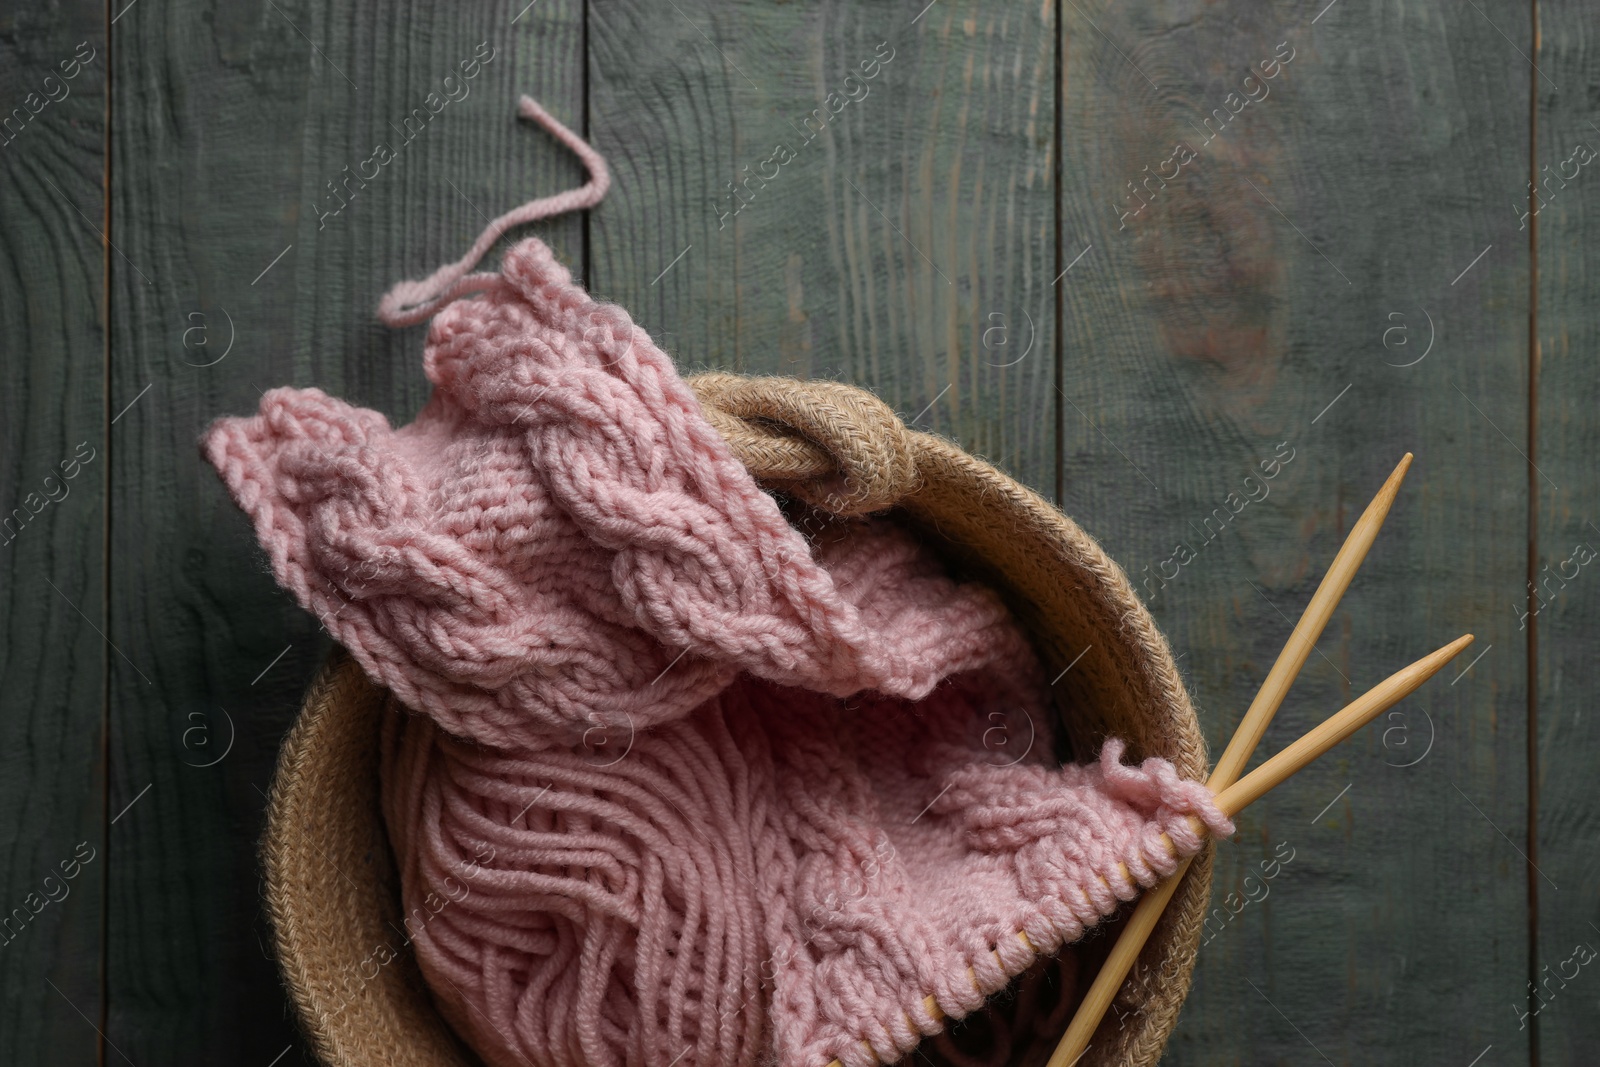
(1, 0, 1582, 1063)
(1058, 0, 1532, 1063)
(106, 0, 583, 1061)
(0, 1, 107, 1061)
(1534, 0, 1600, 1058)
(587, 0, 1057, 495)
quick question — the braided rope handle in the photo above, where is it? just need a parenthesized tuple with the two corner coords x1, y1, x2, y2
(687, 373, 922, 517)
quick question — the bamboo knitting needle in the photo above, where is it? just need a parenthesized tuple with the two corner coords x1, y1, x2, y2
(821, 632, 1470, 1067)
(1043, 452, 1414, 1067)
(1073, 635, 1473, 869)
(1158, 634, 1474, 840)
(823, 454, 1413, 1067)
(1214, 634, 1471, 815)
(1032, 636, 1476, 885)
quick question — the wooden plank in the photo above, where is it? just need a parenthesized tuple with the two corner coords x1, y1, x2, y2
(1058, 1, 1531, 1063)
(0, 3, 107, 1062)
(106, 0, 585, 1060)
(588, 0, 1057, 495)
(1534, 1, 1600, 1059)
(587, 1, 1061, 1060)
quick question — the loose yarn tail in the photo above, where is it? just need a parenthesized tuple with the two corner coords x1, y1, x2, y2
(377, 95, 610, 327)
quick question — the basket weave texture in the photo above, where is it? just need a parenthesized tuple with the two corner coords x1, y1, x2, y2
(262, 373, 1213, 1067)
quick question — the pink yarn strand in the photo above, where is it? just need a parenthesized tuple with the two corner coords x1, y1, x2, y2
(378, 95, 611, 327)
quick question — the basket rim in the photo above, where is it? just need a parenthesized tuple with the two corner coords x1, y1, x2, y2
(262, 374, 1214, 1067)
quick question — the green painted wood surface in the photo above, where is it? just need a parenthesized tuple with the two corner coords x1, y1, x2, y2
(0, 1, 107, 1061)
(0, 0, 1587, 1064)
(1057, 2, 1534, 1063)
(589, 0, 1057, 491)
(105, 1, 584, 1061)
(1535, 0, 1600, 1059)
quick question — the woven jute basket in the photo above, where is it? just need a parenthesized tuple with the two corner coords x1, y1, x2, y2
(262, 373, 1213, 1067)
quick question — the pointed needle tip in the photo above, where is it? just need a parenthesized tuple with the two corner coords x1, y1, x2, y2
(1371, 452, 1414, 505)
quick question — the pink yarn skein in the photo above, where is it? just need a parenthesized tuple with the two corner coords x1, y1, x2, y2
(201, 98, 1232, 1067)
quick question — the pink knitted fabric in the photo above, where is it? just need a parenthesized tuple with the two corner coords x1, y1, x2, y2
(201, 98, 1232, 1067)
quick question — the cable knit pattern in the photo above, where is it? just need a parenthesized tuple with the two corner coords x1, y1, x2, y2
(203, 239, 1024, 752)
(379, 653, 1232, 1067)
(201, 98, 1232, 1067)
